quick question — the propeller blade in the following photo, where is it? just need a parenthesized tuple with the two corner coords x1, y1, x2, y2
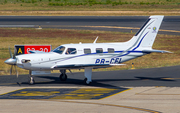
(10, 65, 13, 75)
(8, 47, 13, 58)
(14, 65, 18, 78)
(13, 47, 17, 59)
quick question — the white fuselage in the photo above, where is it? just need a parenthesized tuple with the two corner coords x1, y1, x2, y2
(15, 42, 146, 71)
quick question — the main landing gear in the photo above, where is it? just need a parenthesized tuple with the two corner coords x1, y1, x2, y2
(59, 68, 92, 85)
(59, 70, 67, 81)
(84, 68, 92, 85)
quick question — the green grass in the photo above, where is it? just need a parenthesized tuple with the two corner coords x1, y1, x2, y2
(0, 28, 180, 75)
(0, 0, 179, 16)
(0, 0, 179, 11)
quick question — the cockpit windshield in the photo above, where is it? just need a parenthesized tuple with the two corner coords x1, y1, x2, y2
(52, 46, 65, 54)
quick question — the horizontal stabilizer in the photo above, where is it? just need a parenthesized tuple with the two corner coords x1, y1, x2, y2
(142, 49, 172, 53)
(110, 64, 126, 66)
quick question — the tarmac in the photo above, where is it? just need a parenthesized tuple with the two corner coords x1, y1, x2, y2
(0, 16, 180, 35)
(0, 86, 180, 113)
(1, 66, 180, 112)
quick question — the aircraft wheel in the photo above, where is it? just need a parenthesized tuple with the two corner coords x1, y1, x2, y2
(84, 78, 87, 83)
(29, 77, 35, 85)
(60, 74, 67, 81)
(84, 78, 91, 85)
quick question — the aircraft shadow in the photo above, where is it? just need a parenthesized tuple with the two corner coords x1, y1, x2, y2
(16, 75, 116, 88)
(19, 75, 175, 88)
(135, 77, 174, 81)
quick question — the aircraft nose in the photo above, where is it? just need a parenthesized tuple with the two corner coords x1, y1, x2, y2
(4, 58, 17, 65)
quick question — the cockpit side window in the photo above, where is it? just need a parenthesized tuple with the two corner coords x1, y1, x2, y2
(52, 46, 65, 54)
(66, 48, 77, 55)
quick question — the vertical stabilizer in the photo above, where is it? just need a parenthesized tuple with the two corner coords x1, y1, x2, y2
(128, 15, 164, 50)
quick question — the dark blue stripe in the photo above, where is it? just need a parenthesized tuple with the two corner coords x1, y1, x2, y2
(132, 31, 149, 51)
(116, 32, 149, 57)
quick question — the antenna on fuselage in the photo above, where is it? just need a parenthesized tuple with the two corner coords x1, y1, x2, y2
(93, 36, 99, 44)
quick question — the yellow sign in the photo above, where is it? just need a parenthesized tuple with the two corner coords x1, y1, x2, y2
(18, 48, 22, 54)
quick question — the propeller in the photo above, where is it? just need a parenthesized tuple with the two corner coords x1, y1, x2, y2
(5, 47, 18, 78)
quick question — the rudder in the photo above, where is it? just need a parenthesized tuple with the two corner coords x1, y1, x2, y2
(128, 15, 164, 49)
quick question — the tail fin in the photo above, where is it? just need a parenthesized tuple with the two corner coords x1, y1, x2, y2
(128, 15, 164, 49)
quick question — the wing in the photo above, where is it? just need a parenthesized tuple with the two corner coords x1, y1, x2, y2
(142, 49, 172, 53)
(52, 64, 126, 69)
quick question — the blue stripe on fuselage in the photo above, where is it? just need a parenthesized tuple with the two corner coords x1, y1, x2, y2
(132, 31, 149, 51)
(116, 32, 149, 58)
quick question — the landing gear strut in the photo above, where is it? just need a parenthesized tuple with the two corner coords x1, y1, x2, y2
(29, 71, 35, 85)
(84, 68, 92, 85)
(29, 76, 35, 85)
(59, 70, 67, 81)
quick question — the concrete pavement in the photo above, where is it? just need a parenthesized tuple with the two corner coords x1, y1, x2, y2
(0, 86, 180, 113)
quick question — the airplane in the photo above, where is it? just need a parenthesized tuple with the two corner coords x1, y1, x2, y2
(4, 15, 171, 85)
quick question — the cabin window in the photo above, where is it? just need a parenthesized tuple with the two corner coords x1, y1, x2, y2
(96, 48, 103, 53)
(52, 46, 65, 54)
(65, 48, 77, 54)
(108, 48, 114, 53)
(84, 48, 91, 54)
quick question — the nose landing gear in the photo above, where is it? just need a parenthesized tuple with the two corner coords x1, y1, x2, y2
(29, 76, 35, 85)
(29, 71, 35, 85)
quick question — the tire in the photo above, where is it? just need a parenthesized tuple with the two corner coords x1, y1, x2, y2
(59, 74, 67, 81)
(84, 78, 91, 85)
(84, 78, 87, 83)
